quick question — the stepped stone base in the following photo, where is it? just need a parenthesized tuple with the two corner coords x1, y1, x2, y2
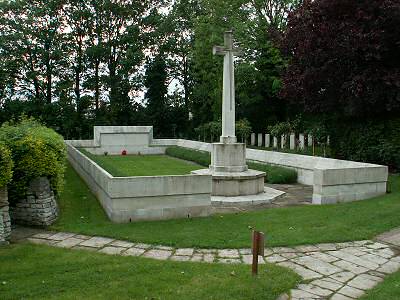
(11, 177, 58, 226)
(193, 141, 266, 196)
(192, 169, 265, 196)
(211, 187, 285, 207)
(0, 187, 11, 242)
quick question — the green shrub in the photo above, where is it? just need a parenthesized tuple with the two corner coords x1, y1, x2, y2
(0, 117, 66, 204)
(0, 143, 13, 188)
(165, 146, 298, 184)
(166, 146, 210, 167)
(236, 119, 252, 143)
(247, 161, 297, 184)
(330, 118, 400, 171)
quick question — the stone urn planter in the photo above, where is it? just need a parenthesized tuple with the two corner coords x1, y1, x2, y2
(0, 186, 11, 241)
(11, 177, 58, 226)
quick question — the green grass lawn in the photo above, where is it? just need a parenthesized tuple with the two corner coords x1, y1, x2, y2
(0, 243, 300, 300)
(360, 269, 400, 299)
(51, 163, 400, 249)
(79, 149, 201, 176)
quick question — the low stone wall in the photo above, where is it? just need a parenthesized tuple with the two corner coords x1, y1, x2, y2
(66, 142, 212, 223)
(0, 187, 11, 241)
(11, 177, 58, 226)
(66, 127, 389, 205)
(154, 139, 388, 204)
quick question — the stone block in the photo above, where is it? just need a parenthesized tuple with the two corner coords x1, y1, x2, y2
(273, 137, 278, 148)
(289, 133, 295, 150)
(257, 133, 263, 147)
(308, 134, 313, 146)
(210, 143, 247, 172)
(299, 134, 305, 150)
(281, 135, 286, 149)
(250, 133, 255, 146)
(265, 134, 270, 148)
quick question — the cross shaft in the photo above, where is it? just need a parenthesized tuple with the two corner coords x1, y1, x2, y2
(212, 30, 241, 143)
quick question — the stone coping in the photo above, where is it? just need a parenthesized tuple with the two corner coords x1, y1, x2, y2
(192, 168, 265, 180)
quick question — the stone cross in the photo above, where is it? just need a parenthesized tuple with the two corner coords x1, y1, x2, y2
(213, 30, 242, 144)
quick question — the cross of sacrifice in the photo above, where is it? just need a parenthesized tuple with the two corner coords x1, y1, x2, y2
(213, 30, 242, 144)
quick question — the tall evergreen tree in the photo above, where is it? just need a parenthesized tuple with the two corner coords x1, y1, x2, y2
(144, 54, 170, 137)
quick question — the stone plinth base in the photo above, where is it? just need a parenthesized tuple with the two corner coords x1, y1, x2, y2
(11, 177, 58, 226)
(211, 187, 285, 207)
(0, 187, 11, 241)
(192, 169, 265, 196)
(210, 143, 247, 172)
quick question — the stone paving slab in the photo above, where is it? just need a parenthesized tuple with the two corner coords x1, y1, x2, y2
(277, 261, 322, 280)
(123, 247, 146, 257)
(109, 240, 136, 248)
(27, 237, 57, 246)
(218, 258, 241, 264)
(218, 249, 240, 258)
(170, 255, 191, 261)
(79, 237, 115, 248)
(55, 237, 85, 248)
(297, 283, 332, 297)
(311, 278, 343, 291)
(329, 271, 356, 283)
(99, 246, 126, 255)
(292, 256, 343, 275)
(190, 254, 203, 262)
(19, 228, 400, 300)
(376, 227, 400, 247)
(47, 232, 76, 241)
(265, 254, 287, 263)
(337, 285, 365, 298)
(143, 249, 172, 260)
(347, 273, 382, 290)
(330, 293, 353, 300)
(241, 255, 265, 265)
(175, 248, 195, 256)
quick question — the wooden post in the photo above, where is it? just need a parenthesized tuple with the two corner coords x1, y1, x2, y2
(252, 231, 265, 276)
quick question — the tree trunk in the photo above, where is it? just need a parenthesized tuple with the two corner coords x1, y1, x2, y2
(95, 59, 100, 111)
(45, 40, 52, 104)
(75, 38, 82, 115)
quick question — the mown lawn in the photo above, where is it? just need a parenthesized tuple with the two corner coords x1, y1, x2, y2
(79, 149, 201, 176)
(51, 163, 400, 249)
(0, 244, 299, 300)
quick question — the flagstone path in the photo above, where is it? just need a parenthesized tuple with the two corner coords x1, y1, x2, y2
(12, 227, 400, 300)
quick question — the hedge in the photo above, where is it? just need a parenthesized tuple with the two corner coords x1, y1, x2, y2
(0, 143, 13, 188)
(0, 117, 66, 204)
(330, 118, 400, 171)
(165, 146, 297, 184)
